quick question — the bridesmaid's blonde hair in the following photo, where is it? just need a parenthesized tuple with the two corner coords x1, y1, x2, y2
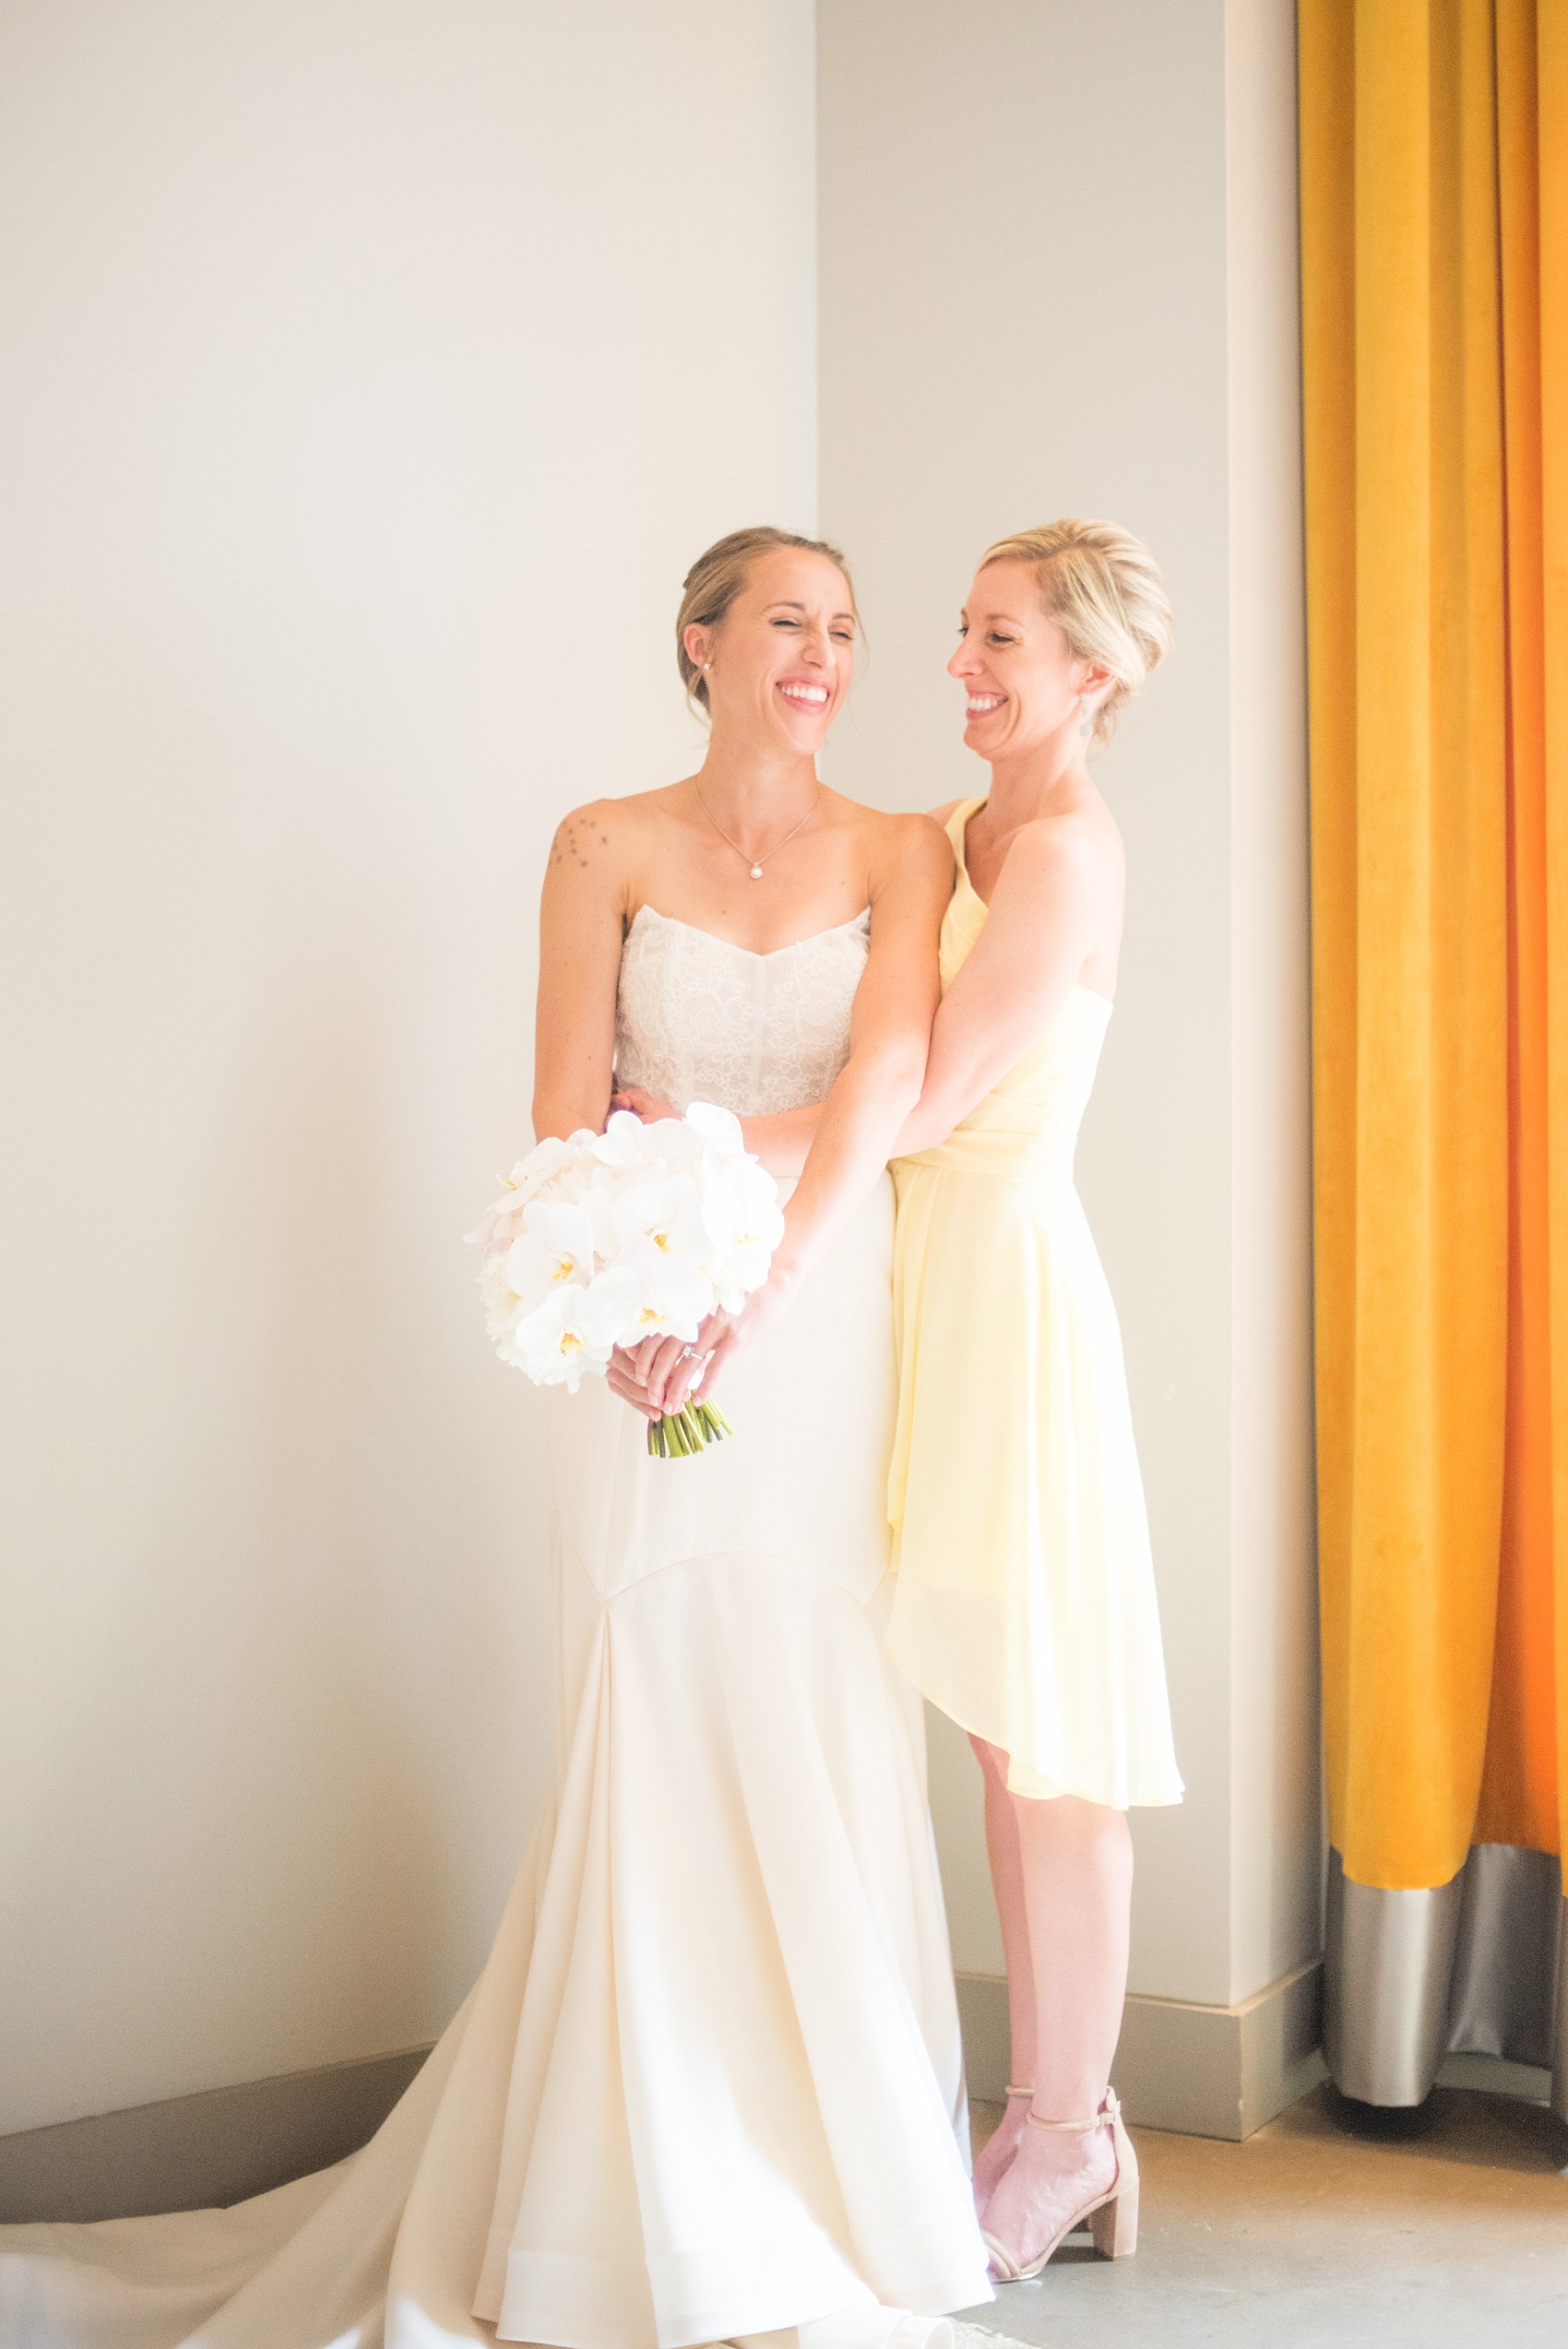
(677, 527, 860, 715)
(980, 519, 1172, 748)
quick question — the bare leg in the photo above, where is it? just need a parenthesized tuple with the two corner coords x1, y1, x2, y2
(980, 1785, 1133, 2271)
(968, 1737, 1037, 2217)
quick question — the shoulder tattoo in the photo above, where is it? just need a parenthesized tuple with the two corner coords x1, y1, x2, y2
(550, 812, 613, 871)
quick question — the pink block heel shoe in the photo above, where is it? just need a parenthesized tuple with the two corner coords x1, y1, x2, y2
(981, 2088, 1139, 2281)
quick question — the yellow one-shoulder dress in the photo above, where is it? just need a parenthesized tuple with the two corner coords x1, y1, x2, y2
(886, 801, 1182, 1809)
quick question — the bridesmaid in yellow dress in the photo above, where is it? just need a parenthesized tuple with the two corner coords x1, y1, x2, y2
(885, 521, 1182, 2283)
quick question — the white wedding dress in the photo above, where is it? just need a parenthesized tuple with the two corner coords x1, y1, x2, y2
(0, 905, 992, 2349)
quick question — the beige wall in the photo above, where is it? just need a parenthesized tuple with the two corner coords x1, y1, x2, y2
(816, 0, 1317, 2010)
(2, 0, 1316, 2140)
(0, 0, 817, 2136)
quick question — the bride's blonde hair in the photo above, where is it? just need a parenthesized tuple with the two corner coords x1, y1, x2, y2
(980, 519, 1172, 748)
(676, 527, 860, 715)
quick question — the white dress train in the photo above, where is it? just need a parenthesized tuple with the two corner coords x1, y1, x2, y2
(0, 904, 992, 2349)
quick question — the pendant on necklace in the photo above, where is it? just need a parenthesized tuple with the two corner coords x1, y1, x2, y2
(750, 864, 763, 880)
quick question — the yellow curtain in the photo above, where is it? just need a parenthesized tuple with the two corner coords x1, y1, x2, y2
(1301, 0, 1568, 1895)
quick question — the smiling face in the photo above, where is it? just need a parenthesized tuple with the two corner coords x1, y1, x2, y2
(949, 559, 1111, 762)
(684, 548, 856, 754)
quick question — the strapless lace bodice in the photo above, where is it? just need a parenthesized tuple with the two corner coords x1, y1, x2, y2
(614, 904, 871, 1117)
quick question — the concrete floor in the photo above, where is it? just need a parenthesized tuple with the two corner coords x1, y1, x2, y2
(959, 2082, 1568, 2347)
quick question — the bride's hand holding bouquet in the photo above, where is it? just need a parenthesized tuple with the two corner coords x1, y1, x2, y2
(608, 1258, 802, 1424)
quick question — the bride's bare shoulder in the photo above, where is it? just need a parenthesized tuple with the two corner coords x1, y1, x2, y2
(545, 783, 685, 877)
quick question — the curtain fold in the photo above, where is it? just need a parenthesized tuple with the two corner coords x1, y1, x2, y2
(1301, 0, 1568, 2114)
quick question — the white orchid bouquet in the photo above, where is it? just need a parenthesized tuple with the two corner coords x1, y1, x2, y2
(468, 1102, 785, 1457)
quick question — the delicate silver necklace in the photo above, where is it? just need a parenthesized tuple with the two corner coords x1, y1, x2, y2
(694, 780, 821, 880)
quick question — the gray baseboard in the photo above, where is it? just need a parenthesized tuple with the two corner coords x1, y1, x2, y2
(0, 2044, 433, 2224)
(957, 1957, 1326, 2142)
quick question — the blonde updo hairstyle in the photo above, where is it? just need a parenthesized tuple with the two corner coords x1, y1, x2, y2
(980, 518, 1172, 749)
(676, 525, 860, 716)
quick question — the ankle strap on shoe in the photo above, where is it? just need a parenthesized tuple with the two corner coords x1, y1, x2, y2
(1026, 2089, 1120, 2133)
(1003, 2082, 1036, 2099)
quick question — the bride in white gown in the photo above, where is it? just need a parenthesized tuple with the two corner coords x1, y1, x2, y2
(0, 528, 992, 2349)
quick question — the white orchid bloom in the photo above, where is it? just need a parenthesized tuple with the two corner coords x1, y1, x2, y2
(502, 1199, 598, 1312)
(596, 1102, 706, 1168)
(683, 1100, 746, 1158)
(694, 1158, 784, 1304)
(479, 1252, 529, 1344)
(639, 1114, 706, 1164)
(467, 1180, 530, 1253)
(734, 1156, 783, 1217)
(593, 1109, 663, 1169)
(467, 1131, 599, 1249)
(701, 1157, 782, 1245)
(508, 1134, 575, 1193)
(505, 1281, 623, 1391)
(711, 1232, 778, 1312)
(593, 1238, 714, 1347)
(611, 1169, 709, 1262)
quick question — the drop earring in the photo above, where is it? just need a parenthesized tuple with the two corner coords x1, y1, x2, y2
(1078, 698, 1093, 740)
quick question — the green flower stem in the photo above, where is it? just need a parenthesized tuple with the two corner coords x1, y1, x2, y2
(644, 1395, 735, 1458)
